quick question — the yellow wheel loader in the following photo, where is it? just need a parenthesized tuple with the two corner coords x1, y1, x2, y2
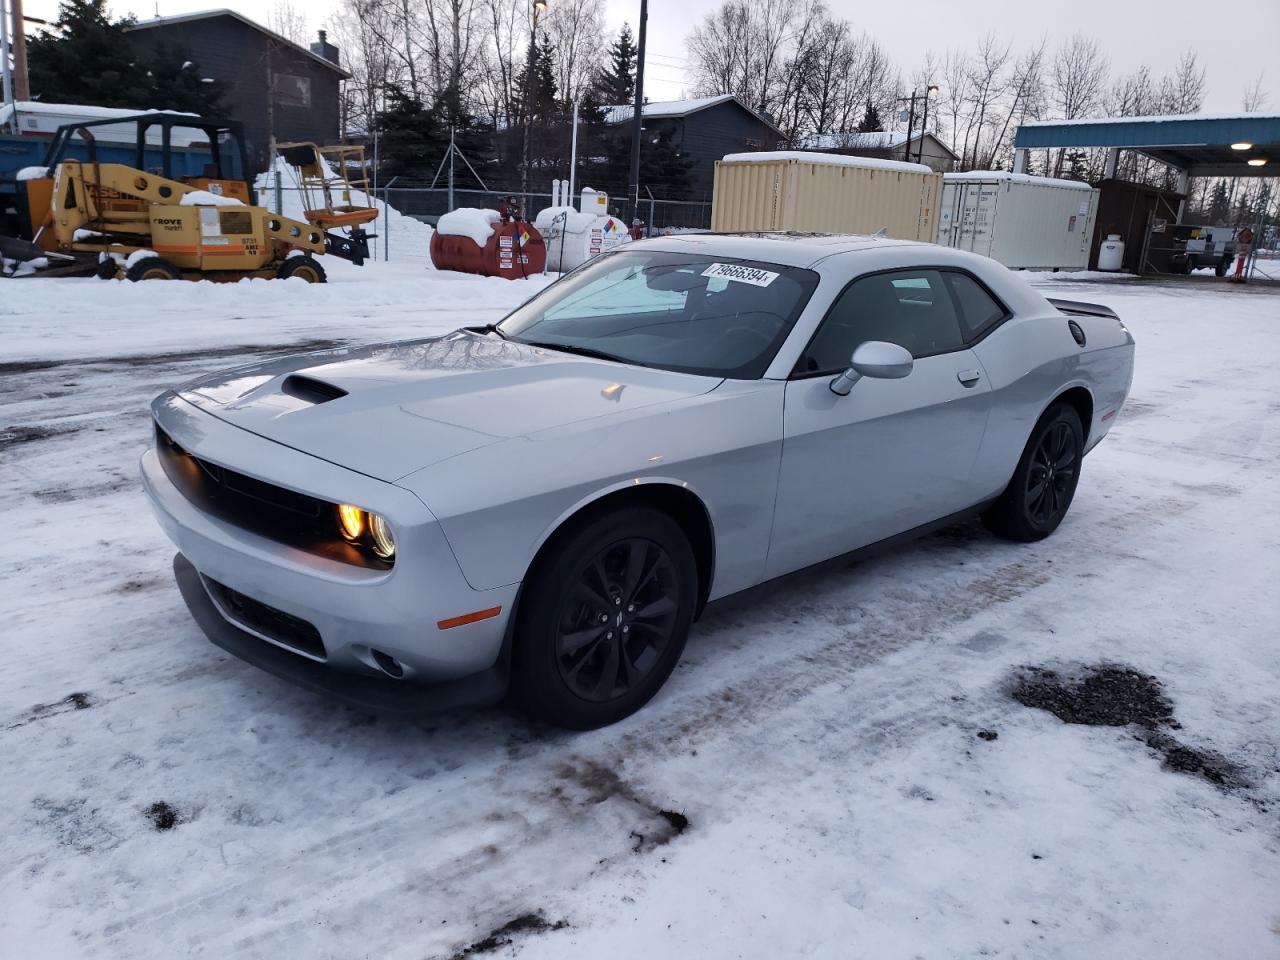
(0, 113, 376, 281)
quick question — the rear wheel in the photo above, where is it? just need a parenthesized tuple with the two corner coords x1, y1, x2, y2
(982, 403, 1084, 542)
(275, 255, 327, 283)
(514, 507, 697, 729)
(1215, 258, 1229, 278)
(125, 256, 182, 281)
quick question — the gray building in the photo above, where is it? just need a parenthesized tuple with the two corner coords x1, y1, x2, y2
(606, 95, 783, 200)
(126, 10, 349, 173)
(787, 130, 958, 173)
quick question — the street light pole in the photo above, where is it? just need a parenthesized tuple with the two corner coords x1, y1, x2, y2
(627, 0, 648, 231)
(918, 84, 938, 165)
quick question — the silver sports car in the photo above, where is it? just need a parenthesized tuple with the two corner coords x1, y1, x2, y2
(142, 234, 1134, 728)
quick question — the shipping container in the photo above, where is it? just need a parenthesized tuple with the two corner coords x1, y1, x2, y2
(710, 152, 941, 241)
(935, 172, 1099, 270)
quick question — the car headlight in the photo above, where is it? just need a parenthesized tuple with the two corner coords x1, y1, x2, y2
(369, 513, 396, 560)
(336, 504, 396, 562)
(336, 503, 365, 540)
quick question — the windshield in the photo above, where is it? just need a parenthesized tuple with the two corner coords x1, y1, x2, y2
(498, 250, 819, 379)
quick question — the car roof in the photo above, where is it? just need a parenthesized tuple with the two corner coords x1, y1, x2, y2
(630, 232, 927, 268)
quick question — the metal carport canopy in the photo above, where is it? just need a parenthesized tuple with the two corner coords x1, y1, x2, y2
(1013, 113, 1280, 178)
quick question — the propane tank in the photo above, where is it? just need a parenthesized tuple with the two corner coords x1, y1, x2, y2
(1097, 234, 1125, 271)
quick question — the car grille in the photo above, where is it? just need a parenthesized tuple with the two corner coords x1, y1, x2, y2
(204, 576, 326, 660)
(155, 423, 389, 569)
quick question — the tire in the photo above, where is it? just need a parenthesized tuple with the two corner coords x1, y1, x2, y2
(275, 256, 327, 283)
(513, 507, 698, 729)
(125, 256, 182, 281)
(982, 403, 1084, 542)
(1215, 258, 1229, 278)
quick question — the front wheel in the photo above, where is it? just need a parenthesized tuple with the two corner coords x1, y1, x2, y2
(513, 507, 697, 729)
(125, 256, 182, 281)
(983, 403, 1084, 542)
(275, 255, 327, 283)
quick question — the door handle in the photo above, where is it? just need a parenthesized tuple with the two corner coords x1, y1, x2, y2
(957, 369, 982, 386)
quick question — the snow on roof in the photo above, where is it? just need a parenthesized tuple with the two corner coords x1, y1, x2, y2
(791, 130, 909, 151)
(0, 101, 200, 125)
(127, 9, 350, 78)
(944, 171, 1095, 190)
(1021, 111, 1280, 128)
(604, 95, 781, 133)
(720, 151, 934, 176)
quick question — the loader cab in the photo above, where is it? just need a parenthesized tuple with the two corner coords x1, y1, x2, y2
(13, 113, 254, 241)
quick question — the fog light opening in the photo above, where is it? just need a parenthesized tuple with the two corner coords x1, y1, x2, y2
(370, 648, 405, 679)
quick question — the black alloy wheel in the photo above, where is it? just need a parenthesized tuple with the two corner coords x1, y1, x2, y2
(1025, 420, 1078, 528)
(983, 403, 1083, 542)
(556, 537, 681, 703)
(514, 507, 697, 729)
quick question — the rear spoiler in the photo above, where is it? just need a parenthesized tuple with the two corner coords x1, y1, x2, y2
(1047, 297, 1119, 321)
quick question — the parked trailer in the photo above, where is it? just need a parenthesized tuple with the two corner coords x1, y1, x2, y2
(710, 152, 941, 241)
(935, 172, 1098, 270)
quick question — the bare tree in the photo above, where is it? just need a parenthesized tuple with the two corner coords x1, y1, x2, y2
(541, 0, 606, 107)
(269, 0, 309, 45)
(1242, 72, 1268, 112)
(1157, 49, 1205, 114)
(1050, 34, 1108, 175)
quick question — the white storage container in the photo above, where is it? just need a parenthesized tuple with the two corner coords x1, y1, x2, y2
(1097, 235, 1125, 271)
(935, 172, 1099, 270)
(711, 152, 941, 241)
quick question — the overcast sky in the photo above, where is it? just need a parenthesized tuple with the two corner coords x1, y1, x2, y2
(21, 0, 1280, 114)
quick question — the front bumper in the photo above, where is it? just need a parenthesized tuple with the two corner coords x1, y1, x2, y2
(142, 392, 519, 712)
(172, 553, 508, 714)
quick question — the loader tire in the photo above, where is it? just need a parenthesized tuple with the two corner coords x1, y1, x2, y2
(126, 257, 182, 282)
(275, 256, 327, 283)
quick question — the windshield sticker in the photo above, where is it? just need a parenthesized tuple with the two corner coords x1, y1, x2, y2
(701, 263, 779, 287)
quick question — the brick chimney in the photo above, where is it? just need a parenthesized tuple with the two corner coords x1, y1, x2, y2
(309, 30, 340, 65)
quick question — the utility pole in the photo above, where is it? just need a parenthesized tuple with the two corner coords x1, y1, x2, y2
(902, 91, 917, 165)
(521, 0, 547, 217)
(10, 0, 25, 101)
(627, 0, 648, 230)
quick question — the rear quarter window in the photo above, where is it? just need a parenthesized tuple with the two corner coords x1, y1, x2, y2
(945, 272, 1008, 341)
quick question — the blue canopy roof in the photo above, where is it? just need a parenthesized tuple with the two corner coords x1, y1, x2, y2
(1014, 113, 1280, 177)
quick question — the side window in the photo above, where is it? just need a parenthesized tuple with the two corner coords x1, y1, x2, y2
(795, 269, 966, 374)
(945, 272, 1007, 340)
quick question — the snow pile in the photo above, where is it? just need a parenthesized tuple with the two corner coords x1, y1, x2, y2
(179, 190, 245, 207)
(945, 170, 1096, 190)
(723, 150, 934, 175)
(254, 155, 436, 262)
(124, 249, 158, 268)
(16, 166, 50, 181)
(436, 208, 501, 246)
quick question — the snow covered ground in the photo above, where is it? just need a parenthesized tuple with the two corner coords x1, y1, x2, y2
(1, 264, 1277, 959)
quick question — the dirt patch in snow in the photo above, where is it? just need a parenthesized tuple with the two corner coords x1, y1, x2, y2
(1009, 664, 1246, 789)
(555, 759, 690, 852)
(1011, 666, 1176, 728)
(7, 691, 94, 730)
(446, 913, 569, 959)
(145, 801, 183, 831)
(0, 424, 80, 450)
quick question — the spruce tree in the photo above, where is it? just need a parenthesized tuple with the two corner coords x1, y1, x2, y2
(598, 24, 637, 107)
(857, 104, 883, 133)
(27, 0, 222, 115)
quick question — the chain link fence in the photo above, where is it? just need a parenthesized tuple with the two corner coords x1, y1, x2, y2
(264, 174, 710, 262)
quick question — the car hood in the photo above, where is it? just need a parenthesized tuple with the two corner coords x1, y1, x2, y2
(177, 331, 723, 482)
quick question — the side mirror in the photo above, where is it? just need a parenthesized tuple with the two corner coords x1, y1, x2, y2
(829, 341, 914, 396)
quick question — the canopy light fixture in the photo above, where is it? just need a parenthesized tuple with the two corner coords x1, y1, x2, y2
(1231, 142, 1253, 151)
(1247, 157, 1268, 167)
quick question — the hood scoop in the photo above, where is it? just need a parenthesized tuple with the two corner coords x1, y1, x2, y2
(280, 374, 348, 405)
